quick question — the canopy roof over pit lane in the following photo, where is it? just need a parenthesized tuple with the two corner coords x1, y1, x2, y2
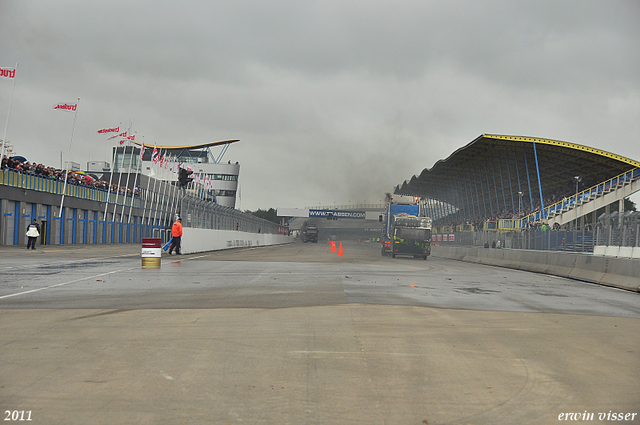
(132, 139, 240, 164)
(395, 134, 640, 222)
(132, 139, 240, 150)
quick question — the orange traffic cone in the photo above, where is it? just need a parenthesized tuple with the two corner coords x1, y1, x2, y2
(330, 241, 336, 252)
(337, 242, 344, 257)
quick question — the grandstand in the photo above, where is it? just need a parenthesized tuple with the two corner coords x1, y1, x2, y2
(395, 134, 640, 232)
(0, 148, 281, 247)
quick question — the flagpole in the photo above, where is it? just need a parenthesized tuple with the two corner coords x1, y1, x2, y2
(158, 154, 171, 230)
(103, 145, 117, 230)
(111, 136, 127, 221)
(167, 156, 180, 220)
(150, 150, 161, 236)
(127, 138, 143, 226)
(120, 127, 135, 224)
(154, 152, 166, 230)
(119, 140, 133, 225)
(1, 63, 18, 160)
(165, 155, 178, 223)
(102, 122, 121, 227)
(140, 143, 153, 238)
(152, 150, 169, 231)
(59, 97, 80, 217)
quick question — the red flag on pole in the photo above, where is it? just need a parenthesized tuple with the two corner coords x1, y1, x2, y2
(0, 67, 16, 79)
(152, 146, 159, 164)
(97, 126, 119, 134)
(140, 143, 145, 161)
(52, 102, 78, 113)
(109, 131, 127, 140)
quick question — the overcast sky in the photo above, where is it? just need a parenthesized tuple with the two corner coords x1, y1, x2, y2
(1, 0, 639, 211)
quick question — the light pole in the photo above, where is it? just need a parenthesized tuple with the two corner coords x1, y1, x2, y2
(574, 176, 582, 230)
(518, 191, 523, 216)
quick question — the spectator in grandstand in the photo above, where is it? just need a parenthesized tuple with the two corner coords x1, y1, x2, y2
(3, 154, 143, 199)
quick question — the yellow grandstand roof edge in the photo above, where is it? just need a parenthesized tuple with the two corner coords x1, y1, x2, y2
(131, 139, 240, 150)
(483, 134, 640, 168)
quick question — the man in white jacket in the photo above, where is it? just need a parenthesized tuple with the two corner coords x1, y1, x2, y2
(26, 219, 41, 250)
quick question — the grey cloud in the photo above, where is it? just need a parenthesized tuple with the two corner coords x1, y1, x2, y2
(1, 0, 639, 210)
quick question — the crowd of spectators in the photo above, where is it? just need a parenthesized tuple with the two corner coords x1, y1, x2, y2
(2, 155, 140, 198)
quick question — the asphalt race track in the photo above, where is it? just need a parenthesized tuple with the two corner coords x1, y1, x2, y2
(0, 241, 638, 424)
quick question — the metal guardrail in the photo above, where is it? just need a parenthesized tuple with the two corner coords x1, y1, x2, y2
(1, 168, 141, 208)
(521, 168, 640, 224)
(180, 193, 287, 235)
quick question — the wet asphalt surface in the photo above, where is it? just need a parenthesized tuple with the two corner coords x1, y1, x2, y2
(1, 241, 639, 425)
(0, 241, 638, 317)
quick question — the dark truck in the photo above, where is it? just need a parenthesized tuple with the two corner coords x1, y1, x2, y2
(302, 224, 319, 243)
(381, 195, 420, 256)
(390, 214, 432, 259)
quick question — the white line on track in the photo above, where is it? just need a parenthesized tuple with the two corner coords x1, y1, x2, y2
(0, 267, 137, 300)
(0, 253, 138, 271)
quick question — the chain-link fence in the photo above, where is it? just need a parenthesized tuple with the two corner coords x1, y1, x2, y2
(436, 228, 596, 253)
(179, 192, 285, 234)
(595, 211, 640, 248)
(436, 213, 640, 252)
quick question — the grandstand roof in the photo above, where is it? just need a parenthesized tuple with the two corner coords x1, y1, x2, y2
(395, 134, 640, 213)
(132, 139, 239, 150)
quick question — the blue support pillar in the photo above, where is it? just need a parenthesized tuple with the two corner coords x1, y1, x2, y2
(465, 174, 473, 221)
(523, 147, 535, 215)
(455, 175, 468, 222)
(492, 161, 501, 215)
(469, 173, 478, 221)
(71, 208, 77, 244)
(452, 178, 463, 223)
(477, 168, 488, 219)
(514, 151, 524, 215)
(14, 201, 20, 246)
(93, 211, 98, 244)
(444, 184, 452, 224)
(46, 205, 51, 245)
(470, 171, 480, 221)
(504, 154, 516, 216)
(532, 142, 546, 219)
(484, 163, 494, 218)
(59, 207, 65, 245)
(83, 210, 88, 244)
(449, 181, 457, 224)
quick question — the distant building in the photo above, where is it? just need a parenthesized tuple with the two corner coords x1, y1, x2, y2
(64, 161, 81, 171)
(111, 140, 241, 209)
(86, 161, 110, 172)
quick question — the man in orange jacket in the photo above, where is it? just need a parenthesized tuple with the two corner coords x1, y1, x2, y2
(168, 217, 183, 255)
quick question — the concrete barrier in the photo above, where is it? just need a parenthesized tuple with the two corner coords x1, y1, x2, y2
(181, 228, 292, 255)
(432, 246, 640, 292)
(593, 245, 640, 259)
